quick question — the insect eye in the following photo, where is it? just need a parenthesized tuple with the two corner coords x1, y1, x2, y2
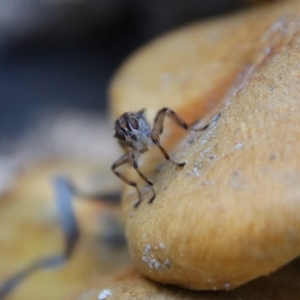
(114, 127, 126, 140)
(128, 117, 139, 130)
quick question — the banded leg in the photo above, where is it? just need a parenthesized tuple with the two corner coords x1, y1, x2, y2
(156, 143, 185, 167)
(191, 113, 221, 131)
(112, 154, 142, 207)
(130, 153, 156, 205)
(191, 123, 209, 132)
(153, 107, 188, 134)
(112, 154, 156, 207)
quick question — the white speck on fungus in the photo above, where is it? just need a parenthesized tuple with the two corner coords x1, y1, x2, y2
(233, 142, 243, 150)
(98, 289, 112, 300)
(142, 243, 170, 270)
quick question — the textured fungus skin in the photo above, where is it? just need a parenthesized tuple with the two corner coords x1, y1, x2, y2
(75, 264, 300, 300)
(109, 1, 300, 291)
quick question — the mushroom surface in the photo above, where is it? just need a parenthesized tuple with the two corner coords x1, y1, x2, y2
(109, 0, 300, 290)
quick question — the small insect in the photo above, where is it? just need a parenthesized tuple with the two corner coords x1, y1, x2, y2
(112, 107, 189, 208)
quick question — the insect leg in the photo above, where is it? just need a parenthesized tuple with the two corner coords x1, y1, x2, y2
(112, 154, 143, 207)
(129, 153, 156, 205)
(152, 137, 185, 167)
(192, 124, 209, 131)
(153, 107, 188, 134)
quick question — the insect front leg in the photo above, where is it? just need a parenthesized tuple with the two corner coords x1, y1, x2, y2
(152, 107, 188, 135)
(111, 154, 143, 207)
(129, 151, 156, 205)
(111, 153, 156, 207)
(151, 132, 186, 167)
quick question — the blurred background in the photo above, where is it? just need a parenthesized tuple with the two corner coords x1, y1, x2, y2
(0, 0, 275, 188)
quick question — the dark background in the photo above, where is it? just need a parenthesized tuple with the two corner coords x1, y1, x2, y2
(0, 0, 269, 144)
